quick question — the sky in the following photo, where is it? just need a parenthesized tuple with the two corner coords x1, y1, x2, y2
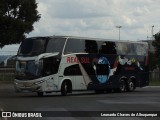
(1, 0, 160, 53)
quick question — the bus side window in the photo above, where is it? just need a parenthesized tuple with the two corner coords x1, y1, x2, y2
(64, 39, 85, 54)
(85, 40, 98, 53)
(116, 42, 128, 55)
(64, 65, 82, 76)
(99, 41, 117, 54)
(46, 38, 66, 53)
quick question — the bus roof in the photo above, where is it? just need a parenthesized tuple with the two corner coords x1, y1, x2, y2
(27, 35, 148, 45)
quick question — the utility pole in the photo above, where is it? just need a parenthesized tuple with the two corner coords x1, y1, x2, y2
(116, 26, 122, 40)
(152, 25, 154, 40)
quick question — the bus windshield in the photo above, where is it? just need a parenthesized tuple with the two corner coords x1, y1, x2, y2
(18, 37, 66, 56)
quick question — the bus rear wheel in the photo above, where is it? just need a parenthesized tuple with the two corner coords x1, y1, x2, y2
(126, 79, 136, 92)
(115, 79, 126, 93)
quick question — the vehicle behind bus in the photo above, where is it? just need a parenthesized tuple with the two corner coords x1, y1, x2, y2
(14, 36, 149, 96)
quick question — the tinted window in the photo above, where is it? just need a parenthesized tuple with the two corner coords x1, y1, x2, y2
(116, 42, 147, 55)
(18, 37, 66, 56)
(64, 39, 98, 54)
(135, 44, 148, 55)
(98, 41, 117, 54)
(46, 38, 66, 53)
(85, 40, 98, 53)
(64, 64, 82, 76)
(19, 38, 47, 56)
(64, 39, 85, 54)
(64, 38, 147, 56)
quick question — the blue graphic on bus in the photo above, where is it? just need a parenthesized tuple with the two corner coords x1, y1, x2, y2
(93, 57, 110, 84)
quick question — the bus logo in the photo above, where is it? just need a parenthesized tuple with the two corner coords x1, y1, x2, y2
(93, 57, 110, 84)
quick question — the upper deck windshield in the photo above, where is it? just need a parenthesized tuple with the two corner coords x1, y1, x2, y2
(18, 37, 66, 56)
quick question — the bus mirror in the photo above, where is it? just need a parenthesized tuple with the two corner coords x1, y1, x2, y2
(38, 59, 43, 75)
(39, 59, 43, 68)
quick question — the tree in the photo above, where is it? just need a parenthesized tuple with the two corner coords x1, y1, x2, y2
(152, 31, 160, 67)
(0, 0, 41, 48)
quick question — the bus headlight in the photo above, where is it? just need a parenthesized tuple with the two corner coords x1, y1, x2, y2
(34, 80, 44, 85)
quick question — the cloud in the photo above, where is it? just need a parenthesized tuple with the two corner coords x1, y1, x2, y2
(27, 0, 160, 41)
(0, 44, 19, 55)
(132, 6, 150, 16)
(46, 0, 113, 19)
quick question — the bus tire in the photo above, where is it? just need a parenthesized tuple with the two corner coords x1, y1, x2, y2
(61, 81, 68, 96)
(116, 79, 126, 93)
(37, 92, 44, 97)
(126, 79, 136, 92)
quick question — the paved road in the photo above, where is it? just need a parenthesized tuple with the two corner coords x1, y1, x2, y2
(0, 83, 160, 120)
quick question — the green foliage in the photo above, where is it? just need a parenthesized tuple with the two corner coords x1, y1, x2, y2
(149, 80, 160, 86)
(152, 32, 160, 67)
(0, 0, 41, 48)
(149, 52, 157, 70)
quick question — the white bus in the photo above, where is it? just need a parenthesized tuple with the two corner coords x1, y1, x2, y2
(14, 36, 149, 96)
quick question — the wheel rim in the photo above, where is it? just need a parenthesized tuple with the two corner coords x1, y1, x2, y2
(64, 84, 67, 93)
(129, 81, 134, 91)
(120, 80, 125, 92)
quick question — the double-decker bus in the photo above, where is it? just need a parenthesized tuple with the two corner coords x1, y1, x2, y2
(14, 36, 149, 96)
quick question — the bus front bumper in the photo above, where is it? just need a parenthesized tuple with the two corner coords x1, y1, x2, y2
(14, 80, 44, 93)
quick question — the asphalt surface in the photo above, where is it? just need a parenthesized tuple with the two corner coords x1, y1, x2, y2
(0, 83, 160, 120)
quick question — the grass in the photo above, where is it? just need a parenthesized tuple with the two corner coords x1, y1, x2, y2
(0, 74, 14, 83)
(149, 80, 160, 86)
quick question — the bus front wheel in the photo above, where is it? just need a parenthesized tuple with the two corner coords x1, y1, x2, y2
(61, 81, 68, 96)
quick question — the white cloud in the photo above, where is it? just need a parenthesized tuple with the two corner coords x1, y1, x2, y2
(132, 6, 150, 16)
(27, 0, 160, 41)
(122, 15, 137, 26)
(47, 0, 113, 19)
(0, 44, 19, 55)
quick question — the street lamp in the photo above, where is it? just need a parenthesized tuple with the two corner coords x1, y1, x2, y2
(152, 25, 154, 40)
(116, 26, 122, 40)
